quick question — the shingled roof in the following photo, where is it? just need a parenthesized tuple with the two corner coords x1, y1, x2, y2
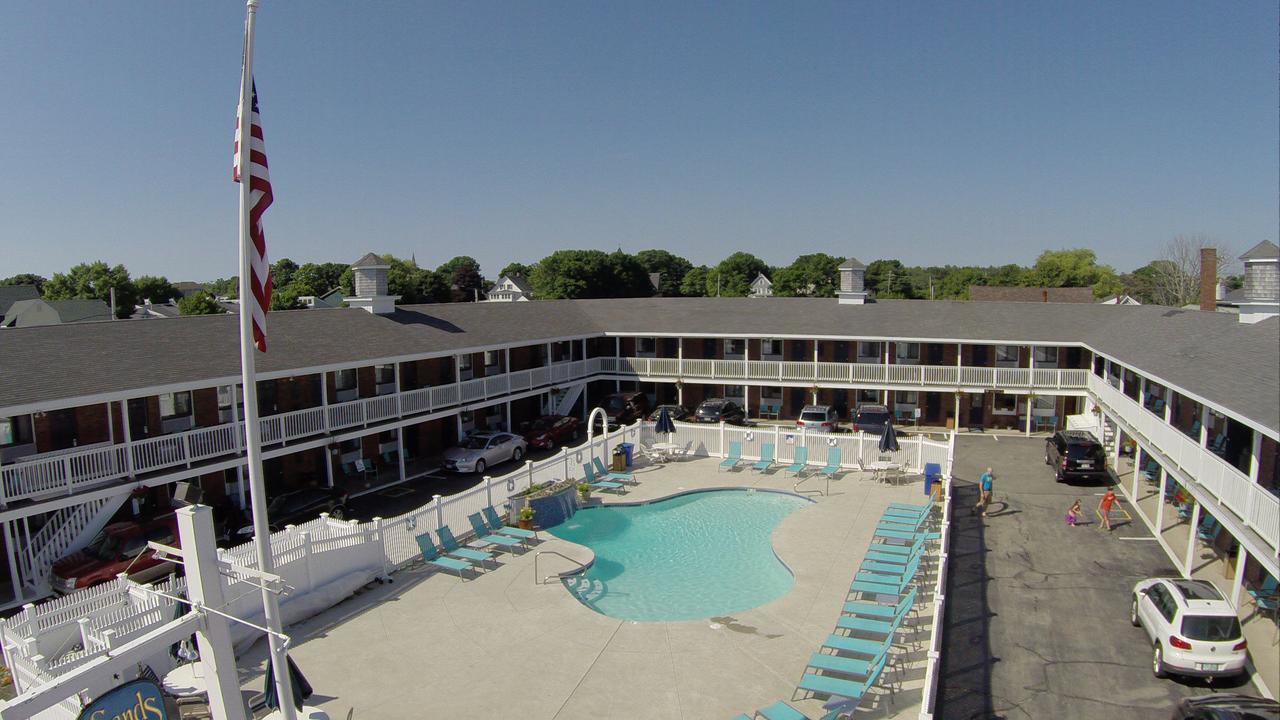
(968, 286, 1095, 304)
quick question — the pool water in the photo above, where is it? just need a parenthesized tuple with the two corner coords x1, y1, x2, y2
(548, 489, 810, 621)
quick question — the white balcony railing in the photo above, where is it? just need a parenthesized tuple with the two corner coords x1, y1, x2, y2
(1090, 374, 1279, 551)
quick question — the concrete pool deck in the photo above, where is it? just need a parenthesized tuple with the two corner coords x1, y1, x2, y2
(236, 456, 938, 719)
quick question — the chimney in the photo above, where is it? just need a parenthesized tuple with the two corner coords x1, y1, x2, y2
(1042, 289, 1049, 303)
(1199, 247, 1216, 312)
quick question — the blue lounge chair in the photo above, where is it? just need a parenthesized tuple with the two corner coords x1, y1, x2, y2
(752, 443, 776, 472)
(818, 447, 841, 479)
(720, 442, 745, 471)
(873, 527, 939, 544)
(823, 633, 888, 658)
(592, 457, 635, 485)
(784, 446, 809, 476)
(483, 505, 537, 541)
(433, 528, 496, 569)
(415, 533, 477, 579)
(882, 504, 932, 523)
(467, 513, 524, 552)
(797, 652, 887, 703)
(750, 698, 858, 720)
(582, 463, 626, 494)
(887, 501, 931, 512)
(834, 600, 911, 641)
(1248, 576, 1278, 617)
(1195, 514, 1219, 542)
(843, 586, 918, 620)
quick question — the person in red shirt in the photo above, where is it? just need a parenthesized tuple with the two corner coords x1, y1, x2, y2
(1098, 489, 1118, 531)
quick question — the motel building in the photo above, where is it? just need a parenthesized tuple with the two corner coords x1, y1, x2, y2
(0, 247, 1276, 655)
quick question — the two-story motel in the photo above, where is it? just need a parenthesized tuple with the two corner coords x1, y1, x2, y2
(0, 249, 1276, 622)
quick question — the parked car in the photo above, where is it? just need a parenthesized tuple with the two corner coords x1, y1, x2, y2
(602, 391, 650, 427)
(852, 404, 892, 434)
(236, 486, 350, 537)
(51, 515, 180, 593)
(694, 398, 747, 425)
(521, 414, 580, 450)
(1045, 430, 1108, 482)
(647, 404, 690, 422)
(1171, 694, 1279, 720)
(442, 430, 527, 473)
(797, 404, 841, 433)
(1130, 578, 1249, 680)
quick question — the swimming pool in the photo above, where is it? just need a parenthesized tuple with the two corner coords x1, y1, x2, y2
(548, 489, 811, 621)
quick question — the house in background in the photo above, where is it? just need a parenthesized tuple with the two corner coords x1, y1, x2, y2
(1099, 294, 1141, 305)
(2, 298, 112, 328)
(749, 273, 773, 298)
(648, 272, 663, 297)
(487, 275, 533, 302)
(969, 286, 1095, 303)
(298, 288, 346, 309)
(172, 281, 206, 297)
(133, 299, 182, 319)
(0, 285, 40, 318)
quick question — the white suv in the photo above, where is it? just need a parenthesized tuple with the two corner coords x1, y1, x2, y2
(1130, 578, 1248, 680)
(797, 405, 840, 433)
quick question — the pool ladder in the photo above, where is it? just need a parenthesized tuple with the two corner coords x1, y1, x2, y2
(793, 473, 830, 497)
(534, 550, 587, 585)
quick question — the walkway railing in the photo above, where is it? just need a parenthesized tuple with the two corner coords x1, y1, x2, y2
(918, 434, 955, 720)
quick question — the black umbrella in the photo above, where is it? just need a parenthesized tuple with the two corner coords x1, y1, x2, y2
(263, 655, 314, 712)
(879, 419, 900, 453)
(654, 407, 676, 438)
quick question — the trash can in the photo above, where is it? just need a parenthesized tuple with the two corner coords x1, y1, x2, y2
(611, 448, 626, 472)
(923, 462, 941, 497)
(619, 443, 635, 468)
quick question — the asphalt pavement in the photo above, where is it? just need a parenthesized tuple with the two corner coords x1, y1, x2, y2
(934, 434, 1248, 720)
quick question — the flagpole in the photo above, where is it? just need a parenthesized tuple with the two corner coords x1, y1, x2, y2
(237, 1, 297, 718)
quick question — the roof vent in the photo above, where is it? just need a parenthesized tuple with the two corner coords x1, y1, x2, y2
(1237, 240, 1279, 324)
(346, 253, 400, 315)
(837, 257, 868, 305)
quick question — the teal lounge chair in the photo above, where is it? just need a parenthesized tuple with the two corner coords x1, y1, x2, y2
(591, 457, 635, 485)
(888, 501, 931, 512)
(784, 446, 809, 476)
(873, 527, 939, 544)
(797, 652, 886, 703)
(415, 533, 476, 579)
(752, 443, 776, 472)
(467, 513, 524, 552)
(483, 505, 537, 541)
(720, 442, 745, 471)
(433, 528, 496, 569)
(751, 698, 859, 720)
(818, 447, 841, 479)
(582, 463, 626, 494)
(823, 633, 888, 658)
(843, 586, 918, 620)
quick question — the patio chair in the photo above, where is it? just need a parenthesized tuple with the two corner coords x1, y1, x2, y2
(748, 697, 858, 720)
(843, 586, 919, 621)
(592, 457, 635, 485)
(1209, 433, 1228, 456)
(1188, 419, 1202, 438)
(1141, 460, 1160, 484)
(466, 513, 524, 552)
(432, 528, 496, 569)
(414, 533, 477, 579)
(1247, 575, 1278, 615)
(797, 652, 888, 705)
(582, 463, 626, 494)
(752, 443, 776, 472)
(784, 446, 810, 477)
(720, 442, 745, 471)
(818, 447, 841, 479)
(1195, 514, 1219, 543)
(482, 505, 537, 541)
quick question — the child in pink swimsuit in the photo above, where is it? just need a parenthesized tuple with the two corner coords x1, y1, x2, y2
(1066, 499, 1081, 526)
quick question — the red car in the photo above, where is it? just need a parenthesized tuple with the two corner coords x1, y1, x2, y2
(51, 516, 179, 594)
(521, 414, 581, 450)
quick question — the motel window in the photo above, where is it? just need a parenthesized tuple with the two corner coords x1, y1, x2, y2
(761, 386, 782, 400)
(857, 389, 880, 405)
(896, 343, 920, 361)
(995, 346, 1018, 364)
(725, 339, 745, 355)
(637, 337, 656, 355)
(217, 385, 243, 410)
(992, 393, 1018, 414)
(159, 392, 193, 419)
(1033, 347, 1058, 365)
(483, 351, 500, 368)
(726, 385, 746, 398)
(762, 339, 782, 356)
(858, 342, 880, 359)
(457, 354, 473, 371)
(1033, 396, 1056, 412)
(0, 416, 33, 446)
(335, 368, 358, 391)
(375, 364, 396, 385)
(897, 391, 918, 405)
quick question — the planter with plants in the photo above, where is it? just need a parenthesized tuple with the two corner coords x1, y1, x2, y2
(517, 505, 536, 530)
(577, 482, 591, 501)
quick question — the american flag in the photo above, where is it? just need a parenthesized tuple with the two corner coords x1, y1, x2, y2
(234, 77, 274, 352)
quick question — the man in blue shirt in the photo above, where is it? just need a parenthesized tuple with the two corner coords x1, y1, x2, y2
(975, 467, 994, 517)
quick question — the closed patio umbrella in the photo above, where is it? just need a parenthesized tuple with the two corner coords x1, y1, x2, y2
(654, 406, 676, 441)
(263, 655, 314, 712)
(879, 419, 900, 453)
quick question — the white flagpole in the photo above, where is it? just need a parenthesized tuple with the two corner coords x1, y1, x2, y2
(237, 1, 298, 718)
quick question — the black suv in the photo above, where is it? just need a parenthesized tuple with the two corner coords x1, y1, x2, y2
(1171, 695, 1279, 720)
(694, 398, 748, 425)
(1045, 430, 1108, 482)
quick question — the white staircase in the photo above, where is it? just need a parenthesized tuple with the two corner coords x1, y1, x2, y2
(553, 384, 585, 417)
(18, 490, 131, 597)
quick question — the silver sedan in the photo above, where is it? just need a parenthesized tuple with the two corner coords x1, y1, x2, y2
(442, 431, 527, 474)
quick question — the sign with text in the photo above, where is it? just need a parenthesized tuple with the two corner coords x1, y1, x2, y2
(77, 679, 169, 720)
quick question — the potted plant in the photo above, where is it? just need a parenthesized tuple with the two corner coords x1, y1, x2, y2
(517, 505, 535, 530)
(577, 482, 591, 501)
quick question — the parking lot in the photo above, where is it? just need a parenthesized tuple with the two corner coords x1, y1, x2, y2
(935, 434, 1253, 720)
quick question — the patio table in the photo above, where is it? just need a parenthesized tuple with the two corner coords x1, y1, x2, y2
(162, 662, 207, 698)
(652, 442, 684, 461)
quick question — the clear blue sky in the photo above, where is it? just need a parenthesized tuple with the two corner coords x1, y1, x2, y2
(2, 1, 1276, 282)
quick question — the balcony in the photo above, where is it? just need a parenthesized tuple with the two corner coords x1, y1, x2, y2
(599, 356, 1089, 392)
(0, 358, 603, 508)
(1090, 374, 1279, 553)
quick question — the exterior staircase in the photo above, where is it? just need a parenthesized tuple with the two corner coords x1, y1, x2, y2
(18, 490, 131, 598)
(552, 384, 585, 417)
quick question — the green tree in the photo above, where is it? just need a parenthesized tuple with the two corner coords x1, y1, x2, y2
(679, 265, 711, 297)
(934, 266, 987, 300)
(712, 252, 769, 297)
(42, 261, 138, 318)
(634, 250, 693, 296)
(292, 262, 348, 296)
(437, 256, 484, 302)
(177, 291, 225, 316)
(271, 258, 299, 290)
(773, 253, 841, 297)
(1, 273, 47, 292)
(529, 250, 614, 299)
(270, 283, 305, 311)
(134, 275, 181, 305)
(1027, 248, 1123, 298)
(865, 259, 914, 299)
(204, 276, 239, 299)
(987, 264, 1027, 286)
(499, 262, 532, 280)
(607, 251, 655, 297)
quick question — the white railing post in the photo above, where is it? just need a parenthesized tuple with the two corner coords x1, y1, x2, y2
(432, 494, 443, 532)
(719, 421, 727, 458)
(300, 530, 314, 592)
(62, 456, 73, 495)
(525, 459, 534, 494)
(484, 476, 493, 509)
